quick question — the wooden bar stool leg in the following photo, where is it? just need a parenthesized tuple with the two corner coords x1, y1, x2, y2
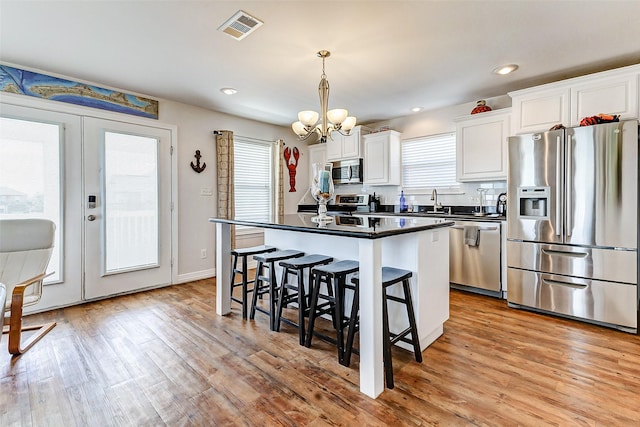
(402, 279, 423, 362)
(296, 268, 307, 345)
(241, 255, 249, 319)
(382, 286, 395, 389)
(249, 261, 263, 320)
(334, 275, 348, 365)
(343, 281, 359, 367)
(304, 273, 323, 348)
(269, 262, 279, 331)
(275, 267, 291, 332)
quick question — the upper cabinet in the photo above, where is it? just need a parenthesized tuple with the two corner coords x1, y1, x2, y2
(510, 64, 639, 134)
(326, 125, 371, 161)
(455, 109, 511, 182)
(307, 143, 327, 183)
(363, 130, 402, 186)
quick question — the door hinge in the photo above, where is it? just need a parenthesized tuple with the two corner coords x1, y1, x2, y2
(170, 146, 174, 155)
(170, 202, 174, 211)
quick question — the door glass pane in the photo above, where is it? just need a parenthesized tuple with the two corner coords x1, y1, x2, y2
(0, 117, 61, 282)
(104, 131, 158, 273)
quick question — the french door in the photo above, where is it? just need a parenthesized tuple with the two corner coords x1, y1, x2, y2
(83, 117, 172, 299)
(1, 103, 173, 308)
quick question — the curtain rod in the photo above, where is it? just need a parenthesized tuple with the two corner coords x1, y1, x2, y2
(211, 130, 280, 144)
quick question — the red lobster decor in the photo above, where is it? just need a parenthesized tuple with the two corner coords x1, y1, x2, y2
(284, 146, 299, 192)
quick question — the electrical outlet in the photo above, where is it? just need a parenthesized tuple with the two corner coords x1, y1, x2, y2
(201, 249, 207, 259)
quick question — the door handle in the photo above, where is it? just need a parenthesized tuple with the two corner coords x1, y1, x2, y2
(87, 215, 96, 221)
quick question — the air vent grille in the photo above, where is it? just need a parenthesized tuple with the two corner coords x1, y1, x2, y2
(218, 10, 263, 40)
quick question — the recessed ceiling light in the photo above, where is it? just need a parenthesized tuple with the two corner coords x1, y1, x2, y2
(493, 64, 519, 75)
(220, 87, 238, 95)
(411, 107, 423, 113)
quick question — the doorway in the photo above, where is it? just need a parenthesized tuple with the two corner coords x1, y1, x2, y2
(0, 103, 174, 309)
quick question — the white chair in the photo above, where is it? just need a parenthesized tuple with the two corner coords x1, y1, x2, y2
(0, 219, 56, 355)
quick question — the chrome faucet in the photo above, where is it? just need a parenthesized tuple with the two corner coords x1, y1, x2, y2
(431, 189, 442, 212)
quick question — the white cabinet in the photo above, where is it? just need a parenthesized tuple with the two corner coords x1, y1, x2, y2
(455, 109, 511, 182)
(570, 72, 638, 126)
(363, 130, 401, 186)
(326, 125, 371, 161)
(307, 143, 327, 183)
(510, 64, 639, 134)
(510, 87, 570, 135)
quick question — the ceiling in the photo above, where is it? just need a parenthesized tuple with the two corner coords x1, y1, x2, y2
(1, 1, 640, 128)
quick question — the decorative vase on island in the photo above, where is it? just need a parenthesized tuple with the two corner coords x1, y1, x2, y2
(311, 162, 335, 223)
(471, 100, 492, 114)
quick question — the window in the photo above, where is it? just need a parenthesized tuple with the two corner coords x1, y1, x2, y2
(0, 116, 62, 282)
(234, 138, 274, 231)
(402, 132, 459, 190)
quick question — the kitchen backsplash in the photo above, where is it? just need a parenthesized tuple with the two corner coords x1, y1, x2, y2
(333, 180, 507, 211)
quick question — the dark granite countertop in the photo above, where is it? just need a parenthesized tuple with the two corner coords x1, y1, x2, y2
(209, 213, 453, 239)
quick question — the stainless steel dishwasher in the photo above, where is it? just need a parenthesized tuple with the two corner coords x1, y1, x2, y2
(449, 221, 501, 297)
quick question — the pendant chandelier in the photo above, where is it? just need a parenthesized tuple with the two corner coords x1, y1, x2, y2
(291, 50, 356, 143)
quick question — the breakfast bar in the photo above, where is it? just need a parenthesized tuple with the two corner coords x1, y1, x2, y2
(209, 213, 453, 398)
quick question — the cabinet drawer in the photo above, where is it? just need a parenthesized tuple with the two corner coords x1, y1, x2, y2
(507, 268, 637, 329)
(506, 241, 637, 285)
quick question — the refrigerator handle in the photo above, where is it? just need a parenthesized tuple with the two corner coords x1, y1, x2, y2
(556, 135, 563, 237)
(565, 134, 572, 237)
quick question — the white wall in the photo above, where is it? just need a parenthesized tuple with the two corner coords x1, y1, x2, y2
(322, 95, 513, 211)
(158, 100, 306, 282)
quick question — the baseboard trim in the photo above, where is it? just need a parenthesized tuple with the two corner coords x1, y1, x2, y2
(176, 268, 216, 284)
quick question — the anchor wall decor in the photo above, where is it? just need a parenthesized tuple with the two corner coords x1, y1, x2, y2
(284, 146, 299, 192)
(190, 150, 206, 173)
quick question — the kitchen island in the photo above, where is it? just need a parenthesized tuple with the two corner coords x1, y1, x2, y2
(209, 213, 453, 398)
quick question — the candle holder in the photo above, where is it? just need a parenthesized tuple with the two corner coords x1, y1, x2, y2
(310, 162, 335, 223)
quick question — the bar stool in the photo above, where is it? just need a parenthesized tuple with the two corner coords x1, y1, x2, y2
(230, 245, 276, 319)
(305, 260, 359, 367)
(250, 249, 305, 330)
(275, 254, 334, 345)
(351, 267, 422, 389)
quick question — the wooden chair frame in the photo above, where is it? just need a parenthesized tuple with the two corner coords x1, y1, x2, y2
(2, 272, 56, 355)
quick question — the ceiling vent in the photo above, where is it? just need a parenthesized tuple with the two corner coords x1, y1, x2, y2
(217, 10, 263, 41)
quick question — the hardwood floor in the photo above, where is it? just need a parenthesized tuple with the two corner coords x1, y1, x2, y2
(2, 279, 639, 426)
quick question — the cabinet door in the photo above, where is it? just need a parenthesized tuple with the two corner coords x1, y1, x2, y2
(363, 130, 401, 185)
(325, 131, 342, 160)
(341, 127, 361, 158)
(511, 88, 570, 134)
(456, 110, 510, 181)
(308, 144, 327, 184)
(363, 133, 388, 184)
(570, 72, 638, 126)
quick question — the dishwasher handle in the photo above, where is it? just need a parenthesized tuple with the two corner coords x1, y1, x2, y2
(451, 225, 498, 231)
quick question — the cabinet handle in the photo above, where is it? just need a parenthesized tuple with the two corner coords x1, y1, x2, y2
(541, 249, 588, 258)
(542, 278, 588, 289)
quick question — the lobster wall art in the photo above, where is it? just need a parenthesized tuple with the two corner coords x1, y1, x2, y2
(283, 146, 299, 192)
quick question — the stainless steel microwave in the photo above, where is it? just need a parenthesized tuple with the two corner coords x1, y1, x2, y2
(332, 159, 363, 184)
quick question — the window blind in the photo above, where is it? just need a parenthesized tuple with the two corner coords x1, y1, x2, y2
(402, 132, 459, 189)
(234, 139, 273, 228)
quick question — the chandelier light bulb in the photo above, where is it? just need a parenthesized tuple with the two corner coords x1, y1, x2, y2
(342, 116, 356, 132)
(292, 121, 308, 136)
(298, 110, 319, 127)
(327, 109, 348, 125)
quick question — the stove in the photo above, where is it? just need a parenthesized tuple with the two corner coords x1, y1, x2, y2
(334, 194, 370, 213)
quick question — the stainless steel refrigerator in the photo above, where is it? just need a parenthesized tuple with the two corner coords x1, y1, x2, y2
(507, 120, 638, 333)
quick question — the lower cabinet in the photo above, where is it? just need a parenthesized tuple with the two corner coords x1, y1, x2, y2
(363, 130, 401, 186)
